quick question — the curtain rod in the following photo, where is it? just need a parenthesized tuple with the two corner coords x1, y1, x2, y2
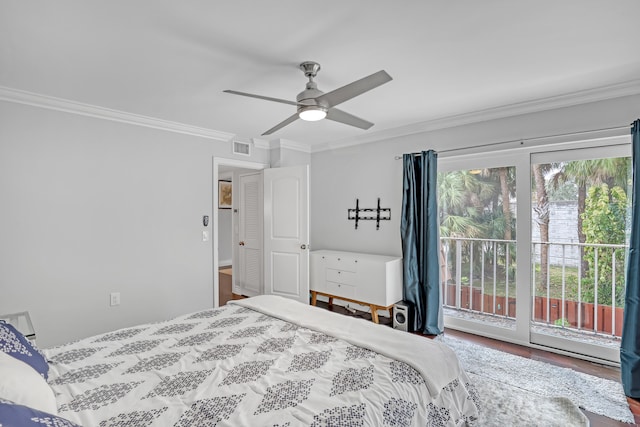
(394, 123, 633, 159)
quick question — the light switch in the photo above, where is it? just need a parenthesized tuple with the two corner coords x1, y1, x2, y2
(110, 292, 120, 306)
(202, 231, 209, 241)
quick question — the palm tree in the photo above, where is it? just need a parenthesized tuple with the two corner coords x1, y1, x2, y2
(498, 167, 512, 241)
(438, 170, 493, 238)
(549, 158, 629, 278)
(532, 163, 550, 292)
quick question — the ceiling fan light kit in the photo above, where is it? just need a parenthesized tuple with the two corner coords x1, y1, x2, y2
(298, 106, 327, 121)
(224, 61, 392, 135)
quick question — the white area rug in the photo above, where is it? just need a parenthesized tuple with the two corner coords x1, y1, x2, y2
(441, 335, 634, 424)
(471, 372, 588, 426)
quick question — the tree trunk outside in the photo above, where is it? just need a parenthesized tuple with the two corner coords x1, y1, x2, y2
(499, 167, 512, 241)
(532, 164, 549, 294)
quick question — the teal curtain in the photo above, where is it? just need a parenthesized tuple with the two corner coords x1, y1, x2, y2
(401, 150, 443, 335)
(621, 119, 640, 397)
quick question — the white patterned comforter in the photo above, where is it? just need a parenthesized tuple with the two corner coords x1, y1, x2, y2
(44, 295, 480, 426)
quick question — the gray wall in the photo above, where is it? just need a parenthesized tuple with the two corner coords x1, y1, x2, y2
(2, 92, 638, 347)
(271, 144, 311, 168)
(0, 100, 269, 347)
(310, 94, 640, 257)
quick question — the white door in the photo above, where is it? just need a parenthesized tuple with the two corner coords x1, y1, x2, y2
(238, 172, 263, 297)
(263, 165, 310, 303)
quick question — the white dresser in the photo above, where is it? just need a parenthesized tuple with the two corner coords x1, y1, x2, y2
(310, 250, 403, 323)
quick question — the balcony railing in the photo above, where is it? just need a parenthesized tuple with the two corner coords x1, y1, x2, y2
(441, 237, 627, 338)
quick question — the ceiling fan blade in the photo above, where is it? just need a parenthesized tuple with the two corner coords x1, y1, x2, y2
(262, 113, 300, 136)
(223, 90, 299, 106)
(316, 70, 392, 108)
(325, 108, 374, 130)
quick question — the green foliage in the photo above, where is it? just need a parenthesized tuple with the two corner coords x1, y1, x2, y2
(438, 169, 515, 240)
(438, 167, 516, 289)
(439, 171, 489, 238)
(582, 184, 627, 244)
(547, 179, 578, 201)
(580, 277, 625, 308)
(554, 318, 570, 327)
(581, 184, 628, 307)
(439, 158, 630, 310)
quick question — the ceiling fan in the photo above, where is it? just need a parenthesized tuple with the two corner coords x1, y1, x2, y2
(224, 61, 392, 136)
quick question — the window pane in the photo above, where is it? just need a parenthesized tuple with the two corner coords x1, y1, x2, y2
(438, 166, 516, 330)
(531, 156, 631, 350)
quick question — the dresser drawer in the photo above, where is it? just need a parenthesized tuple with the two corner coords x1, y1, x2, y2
(324, 255, 358, 272)
(326, 281, 356, 299)
(326, 269, 356, 285)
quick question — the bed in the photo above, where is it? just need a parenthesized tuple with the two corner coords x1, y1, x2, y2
(2, 295, 480, 426)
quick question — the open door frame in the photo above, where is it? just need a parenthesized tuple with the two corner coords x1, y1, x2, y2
(212, 157, 268, 308)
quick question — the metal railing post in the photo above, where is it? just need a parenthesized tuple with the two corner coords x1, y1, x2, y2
(481, 243, 485, 315)
(456, 240, 462, 310)
(612, 251, 616, 336)
(577, 257, 582, 331)
(594, 248, 599, 333)
(546, 242, 551, 324)
(469, 241, 474, 310)
(493, 241, 497, 316)
(561, 244, 566, 327)
(505, 242, 510, 318)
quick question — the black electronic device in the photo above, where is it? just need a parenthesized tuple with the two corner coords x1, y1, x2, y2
(393, 300, 415, 332)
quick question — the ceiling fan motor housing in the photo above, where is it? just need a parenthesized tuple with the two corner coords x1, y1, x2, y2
(297, 81, 327, 113)
(297, 62, 328, 115)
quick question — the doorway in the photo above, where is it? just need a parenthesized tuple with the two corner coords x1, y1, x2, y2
(212, 157, 267, 308)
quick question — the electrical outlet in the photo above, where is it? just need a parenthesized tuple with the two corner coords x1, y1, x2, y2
(110, 292, 121, 306)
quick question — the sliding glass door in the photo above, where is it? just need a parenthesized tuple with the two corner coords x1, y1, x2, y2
(439, 165, 517, 332)
(530, 145, 631, 362)
(439, 136, 631, 363)
(438, 150, 530, 343)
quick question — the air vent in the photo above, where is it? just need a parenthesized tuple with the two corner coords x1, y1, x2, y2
(233, 140, 251, 156)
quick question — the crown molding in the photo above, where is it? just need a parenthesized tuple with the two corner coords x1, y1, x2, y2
(262, 138, 311, 153)
(278, 139, 312, 153)
(0, 86, 235, 142)
(251, 138, 270, 150)
(311, 79, 640, 153)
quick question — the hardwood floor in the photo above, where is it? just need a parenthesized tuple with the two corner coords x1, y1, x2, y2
(314, 300, 640, 426)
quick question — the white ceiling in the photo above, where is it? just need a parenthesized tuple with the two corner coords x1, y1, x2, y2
(2, 1, 640, 149)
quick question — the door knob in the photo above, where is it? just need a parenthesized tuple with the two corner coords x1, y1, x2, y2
(239, 241, 245, 246)
(300, 244, 307, 250)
